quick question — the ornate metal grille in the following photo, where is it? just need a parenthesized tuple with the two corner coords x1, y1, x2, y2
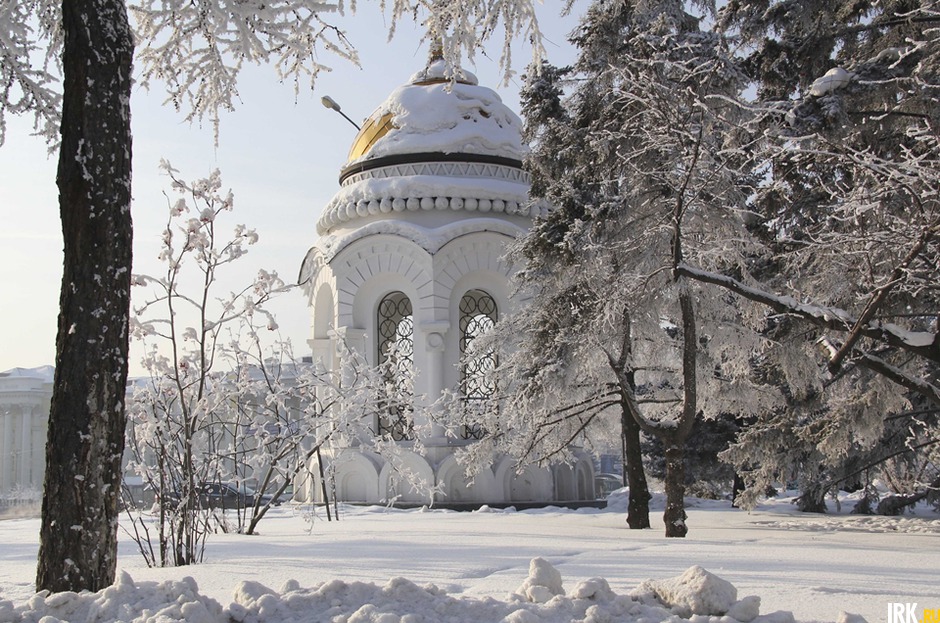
(377, 291, 414, 440)
(459, 289, 498, 440)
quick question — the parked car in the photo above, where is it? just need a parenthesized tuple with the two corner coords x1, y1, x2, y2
(594, 473, 624, 499)
(198, 482, 274, 509)
(274, 484, 294, 505)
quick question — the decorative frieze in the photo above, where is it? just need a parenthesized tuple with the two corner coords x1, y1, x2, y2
(318, 193, 549, 233)
(341, 161, 529, 187)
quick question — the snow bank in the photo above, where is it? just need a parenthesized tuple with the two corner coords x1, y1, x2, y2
(514, 557, 565, 603)
(0, 560, 800, 623)
(631, 565, 739, 618)
(0, 572, 223, 623)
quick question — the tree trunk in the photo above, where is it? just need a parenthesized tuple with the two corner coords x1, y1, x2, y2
(36, 0, 134, 593)
(731, 472, 745, 508)
(877, 473, 940, 515)
(796, 483, 828, 513)
(662, 444, 688, 538)
(621, 404, 651, 529)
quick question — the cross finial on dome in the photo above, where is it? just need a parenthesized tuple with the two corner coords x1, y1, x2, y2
(413, 11, 477, 86)
(426, 12, 444, 63)
(428, 37, 444, 63)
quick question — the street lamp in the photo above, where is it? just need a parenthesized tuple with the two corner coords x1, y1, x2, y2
(321, 96, 361, 131)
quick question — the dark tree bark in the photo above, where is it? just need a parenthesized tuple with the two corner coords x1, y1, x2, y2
(662, 444, 688, 537)
(621, 397, 651, 529)
(877, 474, 940, 515)
(36, 0, 134, 593)
(731, 472, 745, 508)
(795, 485, 828, 513)
(660, 284, 698, 538)
(608, 310, 652, 529)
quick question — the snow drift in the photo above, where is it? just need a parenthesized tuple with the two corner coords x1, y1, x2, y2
(0, 559, 805, 623)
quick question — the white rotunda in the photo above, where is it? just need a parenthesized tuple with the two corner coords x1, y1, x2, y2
(299, 56, 596, 507)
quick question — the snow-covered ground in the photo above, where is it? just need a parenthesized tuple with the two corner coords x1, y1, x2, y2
(0, 491, 936, 623)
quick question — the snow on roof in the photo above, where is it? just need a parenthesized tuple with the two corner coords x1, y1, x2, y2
(347, 61, 526, 164)
(0, 365, 54, 382)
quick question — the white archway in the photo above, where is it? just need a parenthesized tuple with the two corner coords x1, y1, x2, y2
(435, 455, 501, 504)
(378, 450, 435, 504)
(331, 451, 381, 503)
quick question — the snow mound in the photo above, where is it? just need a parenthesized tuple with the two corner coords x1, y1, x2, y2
(633, 565, 753, 619)
(2, 562, 796, 623)
(1, 571, 223, 623)
(514, 557, 565, 603)
(570, 577, 616, 602)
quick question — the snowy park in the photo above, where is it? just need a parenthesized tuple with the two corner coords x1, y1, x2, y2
(0, 490, 936, 623)
(2, 0, 939, 620)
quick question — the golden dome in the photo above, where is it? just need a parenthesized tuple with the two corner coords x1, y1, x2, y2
(347, 113, 396, 162)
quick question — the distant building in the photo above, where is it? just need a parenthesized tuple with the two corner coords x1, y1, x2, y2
(0, 366, 53, 496)
(299, 53, 596, 506)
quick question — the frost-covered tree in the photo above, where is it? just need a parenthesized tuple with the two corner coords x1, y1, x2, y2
(498, 61, 653, 530)
(698, 0, 940, 510)
(126, 164, 290, 564)
(2, 0, 544, 591)
(125, 166, 422, 565)
(480, 0, 774, 537)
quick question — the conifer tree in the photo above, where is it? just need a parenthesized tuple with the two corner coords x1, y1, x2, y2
(492, 0, 769, 536)
(706, 0, 940, 510)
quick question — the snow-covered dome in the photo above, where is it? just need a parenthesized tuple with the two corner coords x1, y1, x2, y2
(315, 59, 546, 238)
(343, 59, 525, 166)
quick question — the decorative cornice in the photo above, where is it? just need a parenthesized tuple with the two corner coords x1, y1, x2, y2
(340, 152, 525, 185)
(317, 193, 548, 235)
(341, 159, 528, 187)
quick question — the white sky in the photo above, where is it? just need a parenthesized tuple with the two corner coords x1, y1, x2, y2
(0, 4, 583, 377)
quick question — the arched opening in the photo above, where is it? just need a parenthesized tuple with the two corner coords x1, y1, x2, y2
(377, 291, 414, 440)
(459, 289, 498, 440)
(313, 285, 335, 340)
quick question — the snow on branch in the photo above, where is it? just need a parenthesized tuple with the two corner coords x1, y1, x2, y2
(819, 338, 940, 407)
(0, 0, 62, 144)
(675, 263, 939, 364)
(386, 0, 543, 86)
(131, 0, 356, 138)
(130, 0, 544, 139)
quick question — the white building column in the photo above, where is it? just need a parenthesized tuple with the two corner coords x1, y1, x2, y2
(329, 327, 368, 446)
(331, 327, 367, 362)
(419, 322, 450, 441)
(19, 407, 32, 488)
(309, 337, 334, 370)
(1, 411, 13, 492)
(29, 404, 44, 490)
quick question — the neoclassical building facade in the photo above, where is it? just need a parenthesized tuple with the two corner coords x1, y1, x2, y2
(0, 366, 53, 496)
(299, 58, 595, 506)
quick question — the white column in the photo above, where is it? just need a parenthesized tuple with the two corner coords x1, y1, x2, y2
(309, 337, 334, 370)
(329, 327, 368, 446)
(19, 407, 32, 488)
(1, 412, 13, 492)
(30, 405, 44, 490)
(419, 322, 450, 441)
(331, 327, 367, 361)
